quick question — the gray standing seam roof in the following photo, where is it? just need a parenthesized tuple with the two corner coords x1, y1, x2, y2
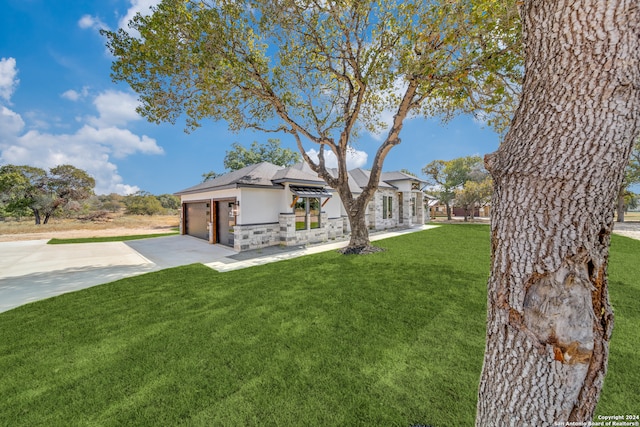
(174, 162, 285, 195)
(175, 161, 422, 196)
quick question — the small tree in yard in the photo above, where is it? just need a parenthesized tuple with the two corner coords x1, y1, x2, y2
(422, 155, 483, 220)
(476, 1, 639, 425)
(104, 0, 521, 253)
(455, 176, 492, 221)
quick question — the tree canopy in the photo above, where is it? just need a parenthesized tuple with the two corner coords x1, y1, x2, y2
(0, 164, 95, 224)
(104, 0, 522, 250)
(422, 155, 484, 220)
(224, 139, 301, 171)
(123, 191, 165, 215)
(203, 138, 301, 181)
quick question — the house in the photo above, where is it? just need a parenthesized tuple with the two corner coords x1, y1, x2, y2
(174, 162, 426, 252)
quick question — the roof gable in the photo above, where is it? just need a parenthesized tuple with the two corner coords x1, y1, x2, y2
(272, 162, 325, 185)
(381, 171, 425, 184)
(348, 168, 396, 190)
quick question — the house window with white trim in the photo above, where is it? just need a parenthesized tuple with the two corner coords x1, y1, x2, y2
(382, 195, 393, 219)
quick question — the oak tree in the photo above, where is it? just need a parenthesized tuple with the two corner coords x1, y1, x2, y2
(455, 175, 492, 221)
(422, 155, 483, 220)
(224, 139, 301, 171)
(476, 1, 640, 425)
(104, 0, 521, 252)
(0, 164, 95, 224)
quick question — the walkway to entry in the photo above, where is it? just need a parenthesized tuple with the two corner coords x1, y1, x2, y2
(0, 226, 436, 313)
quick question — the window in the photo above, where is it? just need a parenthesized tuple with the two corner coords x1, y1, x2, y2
(411, 196, 416, 216)
(293, 196, 321, 230)
(382, 195, 393, 219)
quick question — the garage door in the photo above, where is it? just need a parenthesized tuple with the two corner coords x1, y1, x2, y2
(184, 202, 209, 240)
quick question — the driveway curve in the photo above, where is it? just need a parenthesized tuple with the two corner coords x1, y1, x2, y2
(0, 235, 236, 313)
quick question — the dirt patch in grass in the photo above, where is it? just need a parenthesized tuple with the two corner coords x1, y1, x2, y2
(0, 214, 179, 242)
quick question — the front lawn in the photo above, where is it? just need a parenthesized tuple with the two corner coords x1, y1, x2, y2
(0, 225, 637, 426)
(48, 230, 180, 244)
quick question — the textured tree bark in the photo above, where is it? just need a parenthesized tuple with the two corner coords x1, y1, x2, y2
(476, 1, 640, 426)
(337, 182, 379, 253)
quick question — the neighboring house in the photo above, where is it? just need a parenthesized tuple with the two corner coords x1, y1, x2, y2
(175, 162, 426, 252)
(427, 197, 490, 219)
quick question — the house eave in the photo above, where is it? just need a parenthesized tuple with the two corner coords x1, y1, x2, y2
(175, 183, 283, 196)
(272, 178, 326, 186)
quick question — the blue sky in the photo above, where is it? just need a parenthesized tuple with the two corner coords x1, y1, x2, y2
(0, 0, 501, 195)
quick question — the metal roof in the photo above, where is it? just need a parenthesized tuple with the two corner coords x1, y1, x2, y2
(289, 185, 332, 198)
(272, 162, 325, 184)
(175, 161, 424, 196)
(174, 162, 284, 195)
(381, 171, 426, 184)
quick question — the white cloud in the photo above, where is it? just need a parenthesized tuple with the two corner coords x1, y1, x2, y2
(118, 0, 161, 36)
(307, 147, 368, 170)
(61, 87, 89, 102)
(78, 14, 108, 32)
(0, 57, 19, 102)
(76, 125, 164, 158)
(0, 106, 25, 135)
(87, 90, 142, 128)
(0, 123, 157, 194)
(61, 90, 80, 101)
(0, 61, 163, 195)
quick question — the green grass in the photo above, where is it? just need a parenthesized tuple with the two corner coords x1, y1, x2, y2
(0, 225, 637, 426)
(48, 231, 179, 244)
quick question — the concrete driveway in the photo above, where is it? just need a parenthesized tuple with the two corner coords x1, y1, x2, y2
(0, 235, 237, 313)
(0, 226, 436, 314)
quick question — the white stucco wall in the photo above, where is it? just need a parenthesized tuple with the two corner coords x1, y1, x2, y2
(322, 192, 343, 218)
(391, 181, 413, 192)
(238, 187, 283, 224)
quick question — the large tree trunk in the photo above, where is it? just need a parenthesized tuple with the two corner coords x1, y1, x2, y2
(346, 207, 371, 248)
(476, 1, 640, 426)
(338, 183, 379, 254)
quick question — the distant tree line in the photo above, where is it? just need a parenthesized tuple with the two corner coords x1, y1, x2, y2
(423, 148, 640, 222)
(0, 164, 180, 224)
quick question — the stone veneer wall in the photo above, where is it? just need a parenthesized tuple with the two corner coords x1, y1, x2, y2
(232, 222, 280, 252)
(374, 189, 398, 229)
(279, 212, 345, 247)
(232, 214, 347, 252)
